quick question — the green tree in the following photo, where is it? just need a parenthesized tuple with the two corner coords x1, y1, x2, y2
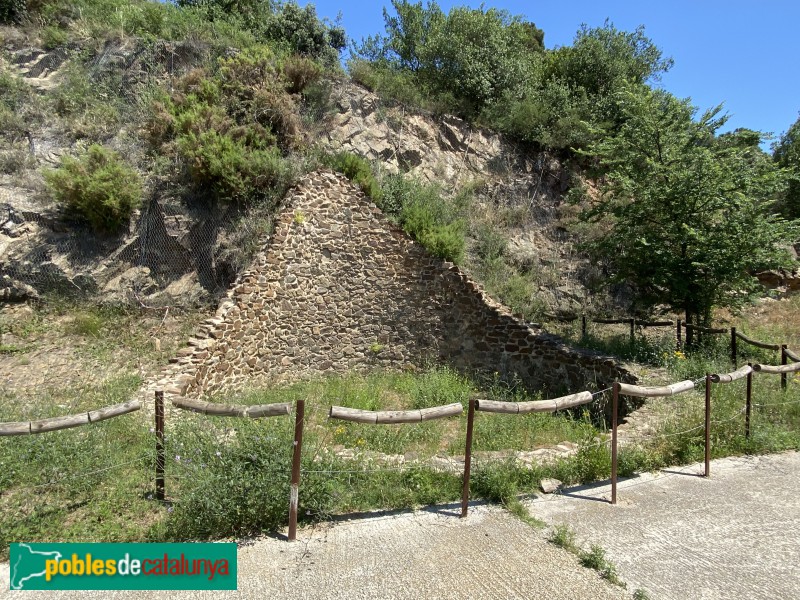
(579, 87, 795, 335)
(483, 21, 670, 151)
(175, 0, 345, 64)
(774, 114, 800, 218)
(356, 0, 543, 115)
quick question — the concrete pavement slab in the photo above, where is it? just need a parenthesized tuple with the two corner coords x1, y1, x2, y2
(525, 452, 800, 600)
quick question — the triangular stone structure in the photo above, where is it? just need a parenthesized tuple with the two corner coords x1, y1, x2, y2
(154, 170, 634, 400)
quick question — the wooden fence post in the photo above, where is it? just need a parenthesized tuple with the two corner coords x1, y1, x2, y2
(781, 345, 788, 391)
(611, 382, 619, 505)
(461, 398, 476, 518)
(288, 399, 305, 542)
(746, 363, 752, 440)
(731, 327, 737, 366)
(155, 390, 165, 502)
(581, 315, 587, 339)
(704, 374, 711, 478)
(676, 319, 682, 350)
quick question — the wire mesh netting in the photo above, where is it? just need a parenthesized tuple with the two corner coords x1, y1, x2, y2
(1, 38, 278, 309)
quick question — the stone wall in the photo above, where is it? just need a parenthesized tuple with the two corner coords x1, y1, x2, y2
(160, 170, 635, 399)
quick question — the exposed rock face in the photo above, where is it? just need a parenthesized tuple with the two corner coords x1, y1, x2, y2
(157, 170, 635, 398)
(0, 40, 230, 306)
(757, 269, 800, 296)
(326, 82, 554, 189)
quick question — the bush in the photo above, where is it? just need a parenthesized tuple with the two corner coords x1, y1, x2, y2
(177, 130, 292, 201)
(323, 152, 382, 201)
(159, 418, 293, 539)
(0, 0, 27, 24)
(45, 144, 142, 234)
(145, 49, 301, 205)
(282, 54, 323, 95)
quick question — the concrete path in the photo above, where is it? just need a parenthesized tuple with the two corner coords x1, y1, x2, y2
(525, 452, 800, 600)
(1, 504, 627, 600)
(4, 453, 798, 598)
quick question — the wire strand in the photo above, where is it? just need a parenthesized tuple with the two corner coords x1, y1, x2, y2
(9, 456, 150, 492)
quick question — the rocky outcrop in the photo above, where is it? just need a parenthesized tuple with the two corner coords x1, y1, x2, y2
(156, 170, 635, 399)
(757, 269, 800, 296)
(325, 82, 567, 190)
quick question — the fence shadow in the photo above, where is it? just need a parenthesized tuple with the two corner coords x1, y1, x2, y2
(323, 499, 491, 526)
(556, 476, 639, 503)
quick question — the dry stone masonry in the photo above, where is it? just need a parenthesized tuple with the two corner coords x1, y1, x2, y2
(157, 170, 634, 399)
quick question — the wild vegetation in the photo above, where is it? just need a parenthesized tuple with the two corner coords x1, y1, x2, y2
(2, 0, 800, 560)
(2, 297, 800, 556)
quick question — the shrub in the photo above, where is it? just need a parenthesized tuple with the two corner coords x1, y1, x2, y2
(323, 152, 382, 201)
(397, 186, 466, 263)
(45, 144, 142, 234)
(0, 0, 27, 24)
(282, 54, 322, 95)
(145, 50, 301, 205)
(158, 418, 293, 539)
(41, 24, 69, 49)
(323, 156, 467, 263)
(0, 69, 44, 138)
(177, 130, 291, 201)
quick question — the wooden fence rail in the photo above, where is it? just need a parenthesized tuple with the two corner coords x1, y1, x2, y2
(475, 391, 593, 414)
(462, 390, 599, 516)
(329, 403, 462, 424)
(0, 400, 141, 436)
(618, 380, 695, 398)
(681, 322, 727, 334)
(545, 314, 674, 341)
(171, 397, 291, 418)
(735, 331, 781, 351)
(710, 365, 752, 383)
(753, 361, 800, 374)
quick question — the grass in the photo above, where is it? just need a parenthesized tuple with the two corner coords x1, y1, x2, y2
(548, 524, 625, 587)
(2, 298, 800, 557)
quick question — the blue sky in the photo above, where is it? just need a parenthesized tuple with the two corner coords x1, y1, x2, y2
(300, 0, 800, 147)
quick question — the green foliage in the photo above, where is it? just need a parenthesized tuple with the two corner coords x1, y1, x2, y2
(41, 24, 69, 48)
(174, 0, 345, 65)
(380, 173, 467, 263)
(158, 418, 294, 539)
(178, 130, 290, 199)
(356, 0, 542, 117)
(547, 21, 672, 105)
(549, 525, 624, 586)
(471, 461, 519, 504)
(323, 152, 382, 200)
(348, 59, 429, 111)
(322, 155, 467, 263)
(467, 221, 548, 323)
(0, 375, 149, 558)
(45, 144, 142, 234)
(49, 62, 123, 141)
(484, 78, 594, 150)
(261, 1, 346, 66)
(0, 0, 28, 24)
(774, 113, 800, 218)
(146, 46, 304, 205)
(355, 7, 670, 152)
(0, 68, 44, 138)
(579, 87, 797, 326)
(549, 524, 578, 550)
(579, 544, 624, 586)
